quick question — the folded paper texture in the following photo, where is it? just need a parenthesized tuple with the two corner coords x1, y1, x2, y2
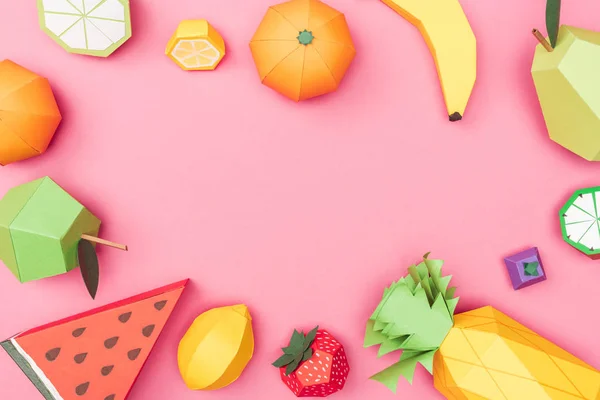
(0, 60, 61, 166)
(380, 0, 476, 120)
(274, 327, 350, 397)
(0, 177, 101, 282)
(504, 247, 547, 290)
(250, 0, 356, 101)
(365, 254, 600, 399)
(559, 186, 600, 259)
(166, 20, 226, 71)
(37, 0, 132, 57)
(178, 304, 254, 391)
(532, 26, 600, 161)
(1, 280, 188, 400)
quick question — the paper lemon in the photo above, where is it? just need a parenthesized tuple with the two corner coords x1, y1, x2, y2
(178, 305, 254, 390)
(166, 20, 225, 71)
(37, 0, 132, 57)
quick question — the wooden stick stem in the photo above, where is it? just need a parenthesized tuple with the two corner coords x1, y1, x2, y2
(81, 234, 128, 251)
(532, 29, 553, 52)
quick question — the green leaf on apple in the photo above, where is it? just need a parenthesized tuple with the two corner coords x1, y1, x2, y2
(78, 239, 99, 299)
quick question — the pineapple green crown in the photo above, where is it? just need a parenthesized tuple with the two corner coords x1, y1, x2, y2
(272, 326, 318, 376)
(364, 253, 459, 393)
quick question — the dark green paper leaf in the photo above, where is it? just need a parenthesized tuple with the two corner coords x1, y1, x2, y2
(290, 329, 305, 348)
(303, 326, 319, 351)
(272, 353, 296, 368)
(285, 353, 304, 376)
(302, 348, 313, 361)
(546, 0, 561, 48)
(78, 239, 99, 299)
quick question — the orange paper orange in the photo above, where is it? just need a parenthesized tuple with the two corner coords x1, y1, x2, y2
(0, 60, 62, 166)
(250, 0, 356, 101)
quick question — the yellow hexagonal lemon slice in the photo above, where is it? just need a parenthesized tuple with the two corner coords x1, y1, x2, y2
(166, 20, 225, 71)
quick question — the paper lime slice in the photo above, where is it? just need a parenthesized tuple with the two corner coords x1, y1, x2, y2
(37, 0, 132, 57)
(559, 187, 600, 259)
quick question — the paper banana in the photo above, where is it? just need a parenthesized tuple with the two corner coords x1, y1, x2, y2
(381, 0, 477, 121)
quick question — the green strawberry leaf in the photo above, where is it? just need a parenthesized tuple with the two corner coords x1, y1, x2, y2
(272, 353, 296, 368)
(303, 326, 319, 351)
(302, 348, 313, 361)
(285, 353, 304, 376)
(546, 0, 561, 48)
(78, 239, 99, 299)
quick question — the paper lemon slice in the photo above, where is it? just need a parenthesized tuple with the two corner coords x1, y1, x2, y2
(560, 187, 600, 259)
(37, 0, 132, 57)
(166, 20, 225, 71)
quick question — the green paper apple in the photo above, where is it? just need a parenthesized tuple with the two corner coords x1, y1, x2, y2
(0, 177, 127, 298)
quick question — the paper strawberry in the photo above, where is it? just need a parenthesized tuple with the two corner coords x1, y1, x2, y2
(272, 326, 349, 397)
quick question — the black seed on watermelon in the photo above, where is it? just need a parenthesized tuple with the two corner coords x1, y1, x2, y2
(75, 382, 89, 395)
(127, 348, 142, 360)
(72, 328, 86, 337)
(104, 337, 119, 349)
(105, 395, 116, 400)
(142, 324, 155, 337)
(45, 348, 61, 361)
(74, 353, 87, 364)
(154, 300, 167, 310)
(101, 365, 114, 376)
(118, 312, 132, 323)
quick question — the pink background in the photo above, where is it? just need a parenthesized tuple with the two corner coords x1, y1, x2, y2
(1, 0, 600, 398)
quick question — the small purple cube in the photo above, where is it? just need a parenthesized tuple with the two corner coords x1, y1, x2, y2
(504, 247, 546, 290)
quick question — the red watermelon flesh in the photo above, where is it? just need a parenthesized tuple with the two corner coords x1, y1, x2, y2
(1, 280, 188, 400)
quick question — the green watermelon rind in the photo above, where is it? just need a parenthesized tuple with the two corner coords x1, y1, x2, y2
(559, 186, 600, 257)
(1, 339, 58, 400)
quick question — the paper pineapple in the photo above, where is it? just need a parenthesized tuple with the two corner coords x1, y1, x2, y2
(0, 177, 127, 298)
(273, 326, 349, 397)
(531, 0, 600, 161)
(365, 253, 600, 399)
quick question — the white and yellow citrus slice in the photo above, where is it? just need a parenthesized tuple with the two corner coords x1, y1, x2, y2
(560, 186, 600, 258)
(166, 20, 226, 71)
(37, 0, 132, 57)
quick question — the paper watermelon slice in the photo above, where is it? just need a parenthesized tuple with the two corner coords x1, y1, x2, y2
(1, 279, 188, 400)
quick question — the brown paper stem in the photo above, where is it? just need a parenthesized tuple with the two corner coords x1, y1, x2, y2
(81, 234, 128, 251)
(532, 29, 553, 52)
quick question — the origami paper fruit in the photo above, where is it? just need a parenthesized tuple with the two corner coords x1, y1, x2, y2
(2, 280, 187, 400)
(166, 20, 225, 71)
(178, 304, 254, 390)
(380, 0, 476, 121)
(531, 2, 600, 160)
(0, 177, 127, 298)
(273, 326, 349, 397)
(504, 247, 547, 290)
(532, 26, 600, 160)
(0, 60, 61, 166)
(37, 0, 132, 57)
(559, 186, 600, 259)
(250, 0, 356, 101)
(364, 253, 600, 398)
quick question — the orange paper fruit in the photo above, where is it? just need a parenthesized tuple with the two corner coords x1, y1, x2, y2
(0, 60, 61, 166)
(250, 0, 356, 101)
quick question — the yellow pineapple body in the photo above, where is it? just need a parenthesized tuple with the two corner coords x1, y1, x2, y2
(433, 306, 600, 399)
